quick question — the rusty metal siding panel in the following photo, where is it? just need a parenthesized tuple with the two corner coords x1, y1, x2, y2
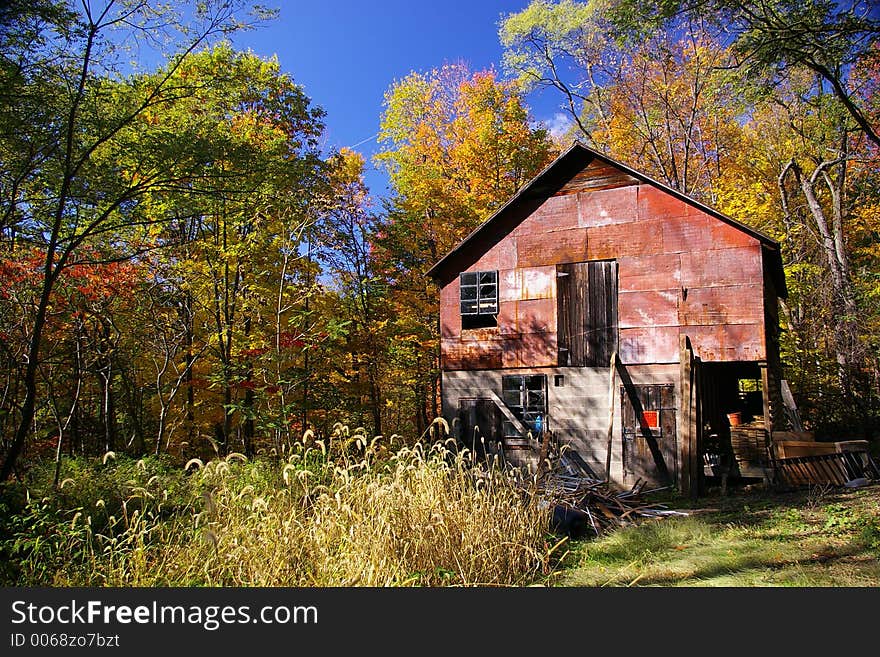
(469, 236, 518, 271)
(637, 184, 700, 220)
(618, 289, 680, 329)
(618, 254, 682, 292)
(501, 334, 558, 368)
(516, 229, 587, 267)
(679, 284, 765, 326)
(521, 266, 556, 299)
(442, 340, 503, 371)
(684, 324, 765, 361)
(497, 300, 518, 336)
(587, 220, 663, 260)
(660, 214, 718, 253)
(498, 268, 522, 302)
(439, 279, 461, 339)
(514, 194, 579, 235)
(518, 297, 556, 334)
(680, 245, 762, 288)
(712, 220, 760, 248)
(577, 185, 639, 228)
(519, 332, 558, 367)
(619, 326, 679, 363)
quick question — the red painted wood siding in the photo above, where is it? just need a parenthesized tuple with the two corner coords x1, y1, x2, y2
(440, 174, 768, 370)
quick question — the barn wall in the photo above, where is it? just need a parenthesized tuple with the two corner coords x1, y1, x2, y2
(440, 175, 768, 369)
(442, 364, 679, 485)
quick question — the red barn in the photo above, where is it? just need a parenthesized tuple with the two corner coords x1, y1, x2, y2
(427, 142, 789, 493)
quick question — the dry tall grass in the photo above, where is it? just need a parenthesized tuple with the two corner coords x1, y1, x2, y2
(8, 436, 556, 587)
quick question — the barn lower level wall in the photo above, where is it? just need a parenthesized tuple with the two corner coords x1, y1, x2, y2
(441, 364, 680, 486)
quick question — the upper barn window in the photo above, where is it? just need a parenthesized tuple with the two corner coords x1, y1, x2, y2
(460, 270, 498, 329)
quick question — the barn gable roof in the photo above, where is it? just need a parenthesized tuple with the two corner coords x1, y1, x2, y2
(426, 141, 787, 297)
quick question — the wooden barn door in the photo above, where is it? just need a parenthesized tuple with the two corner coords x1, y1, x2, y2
(557, 260, 618, 367)
(621, 384, 677, 487)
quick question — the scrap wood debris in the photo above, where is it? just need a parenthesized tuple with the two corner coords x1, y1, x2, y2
(536, 453, 689, 538)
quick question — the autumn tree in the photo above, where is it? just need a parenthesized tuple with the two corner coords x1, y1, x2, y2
(0, 0, 278, 479)
(135, 44, 325, 457)
(603, 0, 880, 147)
(312, 149, 389, 435)
(500, 1, 749, 199)
(374, 64, 556, 434)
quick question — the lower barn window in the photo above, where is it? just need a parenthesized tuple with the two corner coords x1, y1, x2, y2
(502, 374, 547, 436)
(460, 270, 497, 329)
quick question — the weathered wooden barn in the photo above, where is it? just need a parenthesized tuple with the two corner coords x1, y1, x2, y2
(427, 141, 790, 494)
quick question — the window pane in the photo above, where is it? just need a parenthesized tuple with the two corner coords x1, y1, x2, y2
(480, 271, 497, 284)
(525, 375, 545, 390)
(461, 272, 477, 286)
(503, 390, 521, 408)
(502, 376, 521, 392)
(460, 285, 477, 300)
(502, 420, 521, 438)
(460, 300, 478, 315)
(479, 284, 496, 299)
(526, 390, 545, 410)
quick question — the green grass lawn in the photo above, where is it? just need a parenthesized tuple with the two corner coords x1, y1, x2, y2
(550, 483, 880, 587)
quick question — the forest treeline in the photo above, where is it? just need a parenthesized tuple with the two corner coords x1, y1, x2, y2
(1, 0, 879, 481)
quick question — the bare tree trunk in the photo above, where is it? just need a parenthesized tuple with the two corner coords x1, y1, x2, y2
(780, 156, 860, 399)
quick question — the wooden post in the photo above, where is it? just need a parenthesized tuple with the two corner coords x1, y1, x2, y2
(604, 351, 617, 483)
(693, 354, 703, 497)
(679, 335, 693, 498)
(536, 430, 552, 482)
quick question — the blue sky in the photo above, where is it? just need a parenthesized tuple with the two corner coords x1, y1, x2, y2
(227, 0, 562, 197)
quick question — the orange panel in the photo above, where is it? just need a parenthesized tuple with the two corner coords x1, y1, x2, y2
(678, 285, 764, 326)
(660, 214, 717, 253)
(497, 301, 519, 336)
(519, 331, 558, 367)
(439, 280, 461, 338)
(712, 220, 760, 248)
(684, 324, 765, 362)
(521, 266, 556, 300)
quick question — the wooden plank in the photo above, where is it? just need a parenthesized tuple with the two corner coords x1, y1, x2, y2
(604, 352, 617, 481)
(555, 161, 639, 197)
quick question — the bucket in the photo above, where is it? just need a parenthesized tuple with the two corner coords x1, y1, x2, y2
(727, 412, 742, 427)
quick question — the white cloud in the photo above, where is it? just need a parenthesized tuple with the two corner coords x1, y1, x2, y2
(545, 112, 573, 140)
